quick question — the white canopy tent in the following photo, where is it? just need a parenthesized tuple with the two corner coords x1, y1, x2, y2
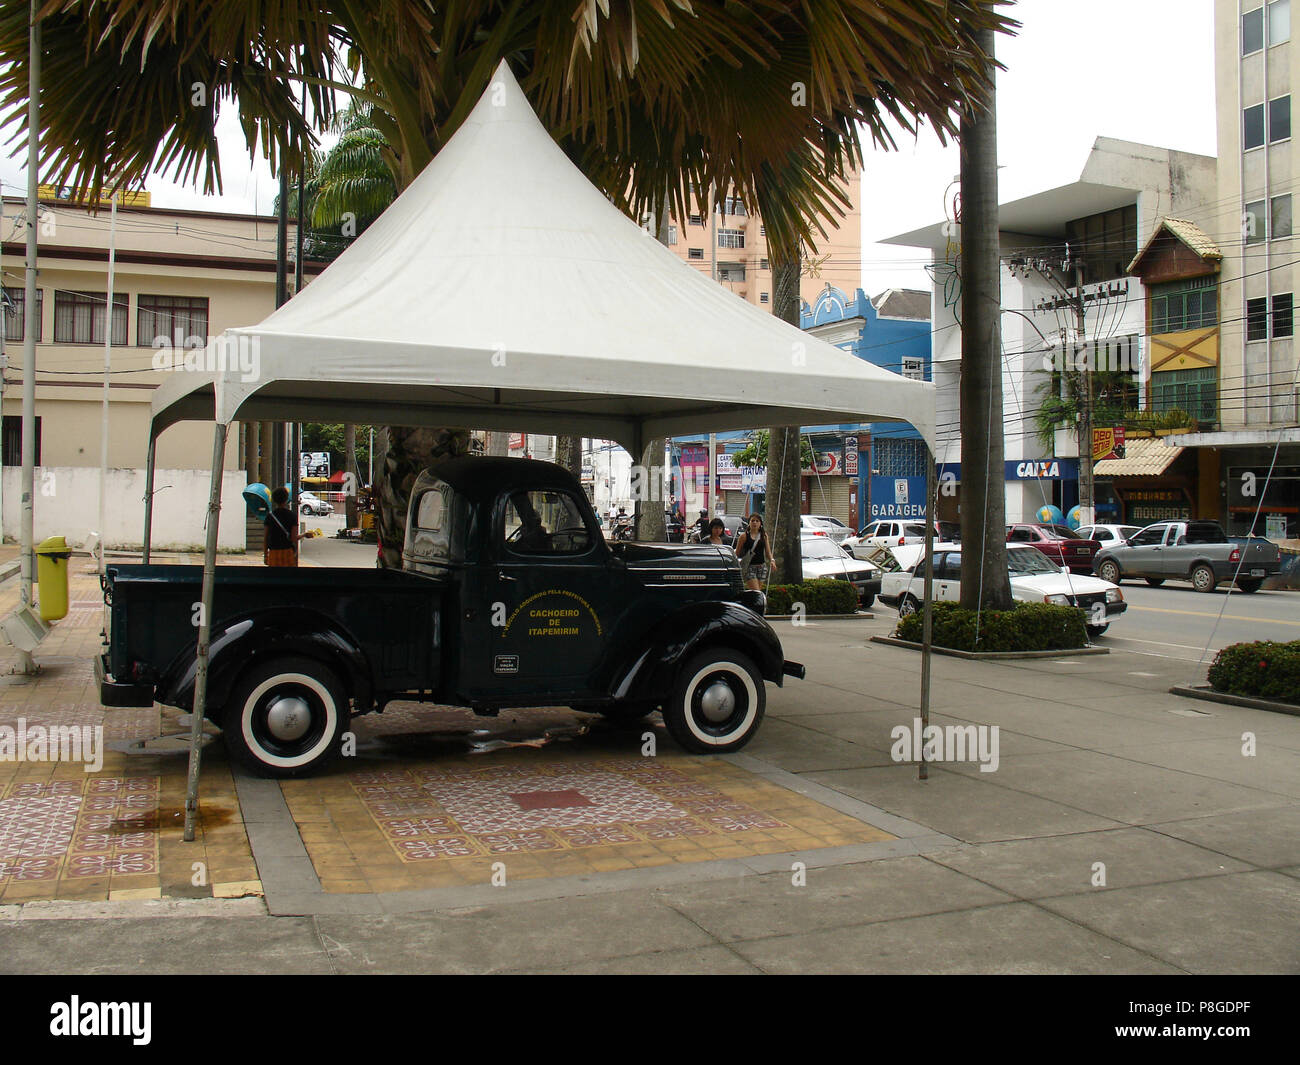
(146, 63, 938, 836)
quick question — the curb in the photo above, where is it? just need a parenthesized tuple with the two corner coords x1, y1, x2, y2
(869, 635, 1109, 659)
(764, 612, 875, 621)
(1169, 684, 1300, 717)
(0, 560, 19, 586)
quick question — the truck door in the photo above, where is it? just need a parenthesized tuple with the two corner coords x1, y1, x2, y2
(485, 487, 611, 697)
(1124, 524, 1166, 576)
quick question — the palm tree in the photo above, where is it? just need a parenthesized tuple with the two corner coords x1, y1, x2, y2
(1, 1, 1014, 566)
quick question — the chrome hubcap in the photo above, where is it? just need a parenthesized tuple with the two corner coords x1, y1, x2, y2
(699, 680, 736, 723)
(266, 695, 312, 740)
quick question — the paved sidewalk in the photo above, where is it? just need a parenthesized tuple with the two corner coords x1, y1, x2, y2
(0, 571, 1296, 973)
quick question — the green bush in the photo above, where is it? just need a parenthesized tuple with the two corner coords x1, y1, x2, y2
(1207, 641, 1300, 705)
(766, 579, 860, 617)
(894, 601, 1088, 652)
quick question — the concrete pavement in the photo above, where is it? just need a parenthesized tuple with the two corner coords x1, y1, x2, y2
(0, 597, 1295, 974)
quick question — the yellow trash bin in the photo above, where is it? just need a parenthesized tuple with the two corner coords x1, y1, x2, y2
(35, 535, 72, 622)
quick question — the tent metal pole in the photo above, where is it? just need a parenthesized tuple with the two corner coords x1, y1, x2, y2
(183, 421, 227, 843)
(141, 432, 157, 563)
(919, 445, 936, 781)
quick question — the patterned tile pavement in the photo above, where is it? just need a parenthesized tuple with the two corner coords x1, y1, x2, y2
(282, 739, 893, 893)
(3, 560, 893, 901)
(0, 566, 261, 904)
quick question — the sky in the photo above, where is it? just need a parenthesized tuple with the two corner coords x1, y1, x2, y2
(0, 0, 1217, 294)
(860, 0, 1218, 294)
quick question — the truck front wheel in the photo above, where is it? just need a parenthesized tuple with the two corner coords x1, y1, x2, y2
(663, 649, 765, 754)
(222, 656, 348, 777)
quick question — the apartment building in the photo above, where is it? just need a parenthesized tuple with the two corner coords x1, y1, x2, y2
(661, 174, 863, 309)
(1205, 0, 1300, 535)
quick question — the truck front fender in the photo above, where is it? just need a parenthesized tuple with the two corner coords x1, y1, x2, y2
(158, 608, 373, 718)
(604, 601, 787, 704)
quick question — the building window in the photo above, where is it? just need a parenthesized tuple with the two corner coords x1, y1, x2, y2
(1245, 103, 1266, 149)
(1274, 292, 1294, 337)
(1065, 204, 1137, 283)
(901, 356, 925, 381)
(718, 228, 744, 249)
(2, 287, 41, 342)
(137, 295, 209, 348)
(760, 292, 769, 304)
(1246, 199, 1266, 243)
(718, 265, 746, 282)
(760, 258, 769, 270)
(1247, 297, 1270, 341)
(716, 196, 747, 217)
(759, 225, 766, 237)
(2, 415, 40, 466)
(1274, 194, 1293, 239)
(1152, 367, 1217, 424)
(687, 248, 703, 260)
(1271, 0, 1291, 43)
(1150, 278, 1217, 333)
(53, 291, 127, 345)
(1271, 95, 1292, 142)
(666, 225, 677, 245)
(1245, 6, 1266, 52)
(688, 213, 703, 226)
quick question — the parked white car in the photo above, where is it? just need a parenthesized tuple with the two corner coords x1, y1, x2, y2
(845, 518, 928, 558)
(800, 533, 879, 607)
(800, 514, 851, 543)
(1075, 523, 1143, 546)
(886, 543, 1127, 637)
(299, 491, 334, 516)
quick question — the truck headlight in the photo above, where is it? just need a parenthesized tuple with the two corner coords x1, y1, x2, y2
(1106, 589, 1123, 603)
(1045, 594, 1070, 605)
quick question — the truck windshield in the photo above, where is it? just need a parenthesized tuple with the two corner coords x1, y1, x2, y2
(503, 490, 592, 555)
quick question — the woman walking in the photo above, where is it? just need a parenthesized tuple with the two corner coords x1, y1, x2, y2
(734, 513, 774, 591)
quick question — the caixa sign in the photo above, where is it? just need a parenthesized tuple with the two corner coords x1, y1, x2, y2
(1010, 459, 1077, 480)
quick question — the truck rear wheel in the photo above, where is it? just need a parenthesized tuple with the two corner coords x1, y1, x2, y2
(1235, 579, 1263, 593)
(1191, 564, 1217, 593)
(663, 649, 765, 754)
(222, 656, 348, 778)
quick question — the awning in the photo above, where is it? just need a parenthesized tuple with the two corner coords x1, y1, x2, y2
(1094, 436, 1184, 476)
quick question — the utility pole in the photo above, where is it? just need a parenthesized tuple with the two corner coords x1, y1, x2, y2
(1074, 255, 1094, 525)
(99, 190, 117, 573)
(18, 0, 40, 673)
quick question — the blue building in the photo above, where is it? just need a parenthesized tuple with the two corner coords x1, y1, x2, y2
(801, 285, 932, 528)
(668, 285, 932, 530)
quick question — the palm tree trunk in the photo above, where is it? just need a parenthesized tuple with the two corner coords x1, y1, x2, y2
(344, 423, 358, 527)
(767, 257, 803, 584)
(555, 435, 581, 479)
(634, 185, 674, 544)
(375, 426, 473, 568)
(958, 23, 1013, 611)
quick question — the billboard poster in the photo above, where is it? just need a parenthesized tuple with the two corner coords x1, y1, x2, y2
(844, 437, 858, 477)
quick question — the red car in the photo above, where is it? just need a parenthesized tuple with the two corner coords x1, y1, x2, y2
(1006, 523, 1101, 574)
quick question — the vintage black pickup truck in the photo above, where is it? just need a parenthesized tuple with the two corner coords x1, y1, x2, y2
(97, 457, 804, 776)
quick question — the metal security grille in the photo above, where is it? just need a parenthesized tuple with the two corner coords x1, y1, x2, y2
(874, 438, 928, 479)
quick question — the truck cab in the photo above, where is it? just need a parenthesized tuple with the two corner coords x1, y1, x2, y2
(98, 457, 803, 776)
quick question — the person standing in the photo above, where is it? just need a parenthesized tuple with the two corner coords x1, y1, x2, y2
(264, 486, 302, 567)
(734, 513, 774, 590)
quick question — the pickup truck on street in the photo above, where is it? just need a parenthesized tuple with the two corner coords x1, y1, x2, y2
(1092, 520, 1283, 593)
(97, 457, 804, 776)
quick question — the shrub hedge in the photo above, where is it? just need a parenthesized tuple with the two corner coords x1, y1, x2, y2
(766, 579, 860, 617)
(1207, 640, 1300, 705)
(895, 601, 1088, 652)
